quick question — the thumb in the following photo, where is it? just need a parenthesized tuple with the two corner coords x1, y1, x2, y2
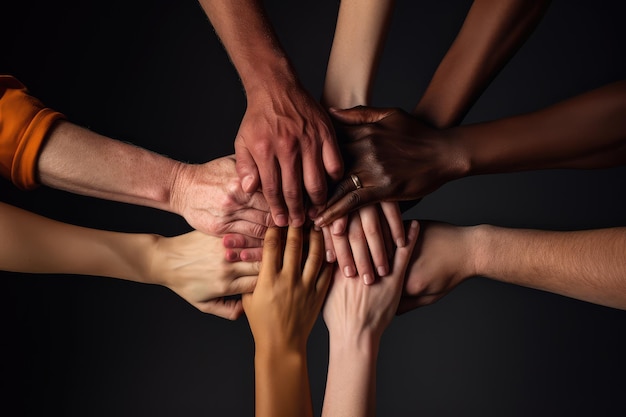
(329, 105, 397, 125)
(234, 138, 260, 193)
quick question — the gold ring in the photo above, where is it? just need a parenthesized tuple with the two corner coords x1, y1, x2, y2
(350, 174, 363, 190)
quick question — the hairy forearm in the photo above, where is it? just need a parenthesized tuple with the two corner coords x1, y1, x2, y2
(474, 225, 626, 309)
(452, 81, 626, 175)
(323, 0, 395, 109)
(38, 121, 181, 213)
(0, 201, 154, 281)
(414, 0, 550, 128)
(198, 0, 295, 91)
(322, 335, 378, 417)
(254, 347, 313, 417)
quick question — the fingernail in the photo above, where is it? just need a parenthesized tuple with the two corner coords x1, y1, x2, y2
(224, 238, 235, 248)
(344, 265, 356, 277)
(377, 266, 388, 277)
(275, 214, 288, 227)
(326, 250, 336, 263)
(396, 237, 405, 248)
(363, 274, 374, 285)
(242, 175, 254, 192)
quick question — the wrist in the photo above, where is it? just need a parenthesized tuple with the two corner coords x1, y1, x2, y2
(240, 54, 298, 96)
(440, 126, 472, 181)
(468, 224, 495, 279)
(168, 161, 194, 218)
(328, 327, 381, 358)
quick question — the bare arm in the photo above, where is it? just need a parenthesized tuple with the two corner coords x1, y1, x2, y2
(315, 80, 626, 226)
(322, 221, 419, 417)
(242, 226, 331, 417)
(414, 0, 551, 128)
(39, 123, 270, 238)
(198, 0, 342, 226)
(0, 201, 260, 319)
(399, 222, 626, 313)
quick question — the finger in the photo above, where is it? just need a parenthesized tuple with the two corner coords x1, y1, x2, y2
(257, 157, 289, 228)
(381, 202, 406, 247)
(315, 187, 381, 228)
(329, 106, 397, 125)
(234, 140, 260, 193)
(278, 152, 305, 227)
(302, 228, 325, 287)
(230, 258, 262, 279)
(321, 226, 337, 263)
(391, 220, 420, 277)
(347, 213, 376, 285)
(281, 226, 303, 276)
(199, 298, 244, 321)
(301, 144, 327, 218)
(359, 205, 389, 278)
(259, 227, 283, 278)
(240, 248, 263, 262)
(321, 127, 344, 181)
(227, 275, 258, 295)
(223, 234, 263, 249)
(315, 261, 333, 295)
(331, 221, 357, 278)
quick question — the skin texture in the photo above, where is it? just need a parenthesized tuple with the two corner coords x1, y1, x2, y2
(39, 122, 271, 238)
(0, 201, 260, 320)
(321, 220, 419, 417)
(315, 80, 626, 225)
(197, 0, 343, 227)
(398, 222, 626, 313)
(242, 226, 331, 417)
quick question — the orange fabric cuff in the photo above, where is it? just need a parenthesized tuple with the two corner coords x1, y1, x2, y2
(0, 75, 65, 190)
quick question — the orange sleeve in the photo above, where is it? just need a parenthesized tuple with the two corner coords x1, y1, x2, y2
(0, 75, 66, 190)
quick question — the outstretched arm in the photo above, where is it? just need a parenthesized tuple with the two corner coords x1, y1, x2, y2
(414, 0, 551, 128)
(322, 221, 419, 417)
(398, 222, 626, 313)
(242, 226, 331, 417)
(197, 0, 342, 227)
(315, 80, 626, 226)
(0, 201, 260, 319)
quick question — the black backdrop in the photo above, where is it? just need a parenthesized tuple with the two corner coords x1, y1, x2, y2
(1, 1, 626, 416)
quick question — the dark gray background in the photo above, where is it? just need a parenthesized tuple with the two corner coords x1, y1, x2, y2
(1, 0, 625, 416)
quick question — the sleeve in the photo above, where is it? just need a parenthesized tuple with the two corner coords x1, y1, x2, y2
(0, 75, 66, 190)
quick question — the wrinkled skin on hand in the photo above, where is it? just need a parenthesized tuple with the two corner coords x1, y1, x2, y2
(315, 106, 464, 228)
(234, 83, 343, 227)
(169, 155, 272, 239)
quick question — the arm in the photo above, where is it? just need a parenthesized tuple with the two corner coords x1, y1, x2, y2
(414, 0, 551, 128)
(197, 0, 343, 226)
(39, 124, 271, 238)
(321, 0, 404, 284)
(398, 221, 626, 313)
(322, 221, 419, 417)
(315, 80, 626, 226)
(0, 201, 260, 319)
(242, 226, 331, 417)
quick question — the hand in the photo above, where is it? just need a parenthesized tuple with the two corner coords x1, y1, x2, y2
(243, 226, 332, 351)
(169, 155, 272, 238)
(323, 220, 419, 341)
(234, 82, 343, 227)
(321, 202, 404, 285)
(148, 231, 261, 320)
(397, 221, 477, 314)
(314, 106, 466, 228)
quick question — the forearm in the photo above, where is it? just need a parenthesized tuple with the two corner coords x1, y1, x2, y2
(254, 347, 313, 417)
(38, 121, 181, 213)
(0, 201, 153, 281)
(322, 334, 378, 417)
(452, 80, 626, 175)
(414, 0, 550, 128)
(474, 225, 626, 310)
(323, 0, 395, 109)
(198, 0, 295, 92)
